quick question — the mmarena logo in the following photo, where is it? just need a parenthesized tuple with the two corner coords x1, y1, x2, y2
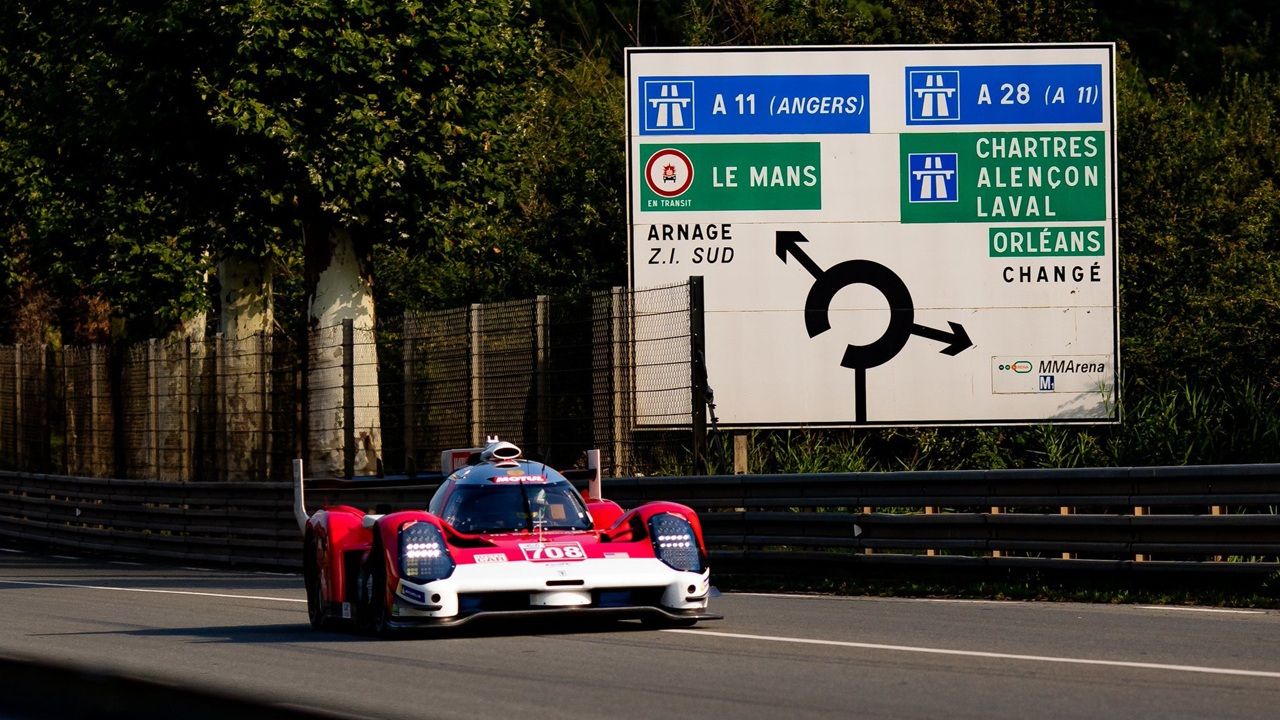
(998, 360, 1033, 373)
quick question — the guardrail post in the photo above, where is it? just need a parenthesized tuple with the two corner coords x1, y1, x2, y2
(689, 276, 706, 475)
(925, 505, 937, 556)
(342, 318, 355, 479)
(1211, 504, 1224, 561)
(863, 506, 874, 555)
(1134, 505, 1146, 562)
(990, 505, 1003, 558)
(1060, 505, 1075, 559)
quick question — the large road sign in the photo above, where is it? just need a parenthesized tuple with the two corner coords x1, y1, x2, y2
(626, 44, 1119, 428)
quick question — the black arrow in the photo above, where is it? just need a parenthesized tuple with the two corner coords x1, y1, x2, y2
(910, 321, 973, 356)
(775, 231, 824, 280)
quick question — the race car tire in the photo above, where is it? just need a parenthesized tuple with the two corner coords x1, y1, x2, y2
(304, 534, 333, 630)
(359, 536, 394, 637)
(369, 560, 393, 637)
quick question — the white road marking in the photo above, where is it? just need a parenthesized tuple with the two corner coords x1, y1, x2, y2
(1135, 605, 1265, 615)
(894, 597, 1020, 606)
(0, 548, 23, 554)
(108, 561, 146, 567)
(729, 593, 1263, 613)
(0, 579, 305, 604)
(50, 555, 80, 561)
(664, 629, 1280, 680)
(729, 592, 1022, 606)
(727, 592, 851, 600)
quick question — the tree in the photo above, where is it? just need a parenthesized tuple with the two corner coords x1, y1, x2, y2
(1094, 0, 1280, 91)
(200, 0, 553, 473)
(0, 1, 281, 344)
(1118, 67, 1280, 391)
(681, 0, 1095, 46)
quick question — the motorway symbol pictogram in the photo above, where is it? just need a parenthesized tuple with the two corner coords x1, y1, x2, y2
(776, 230, 973, 422)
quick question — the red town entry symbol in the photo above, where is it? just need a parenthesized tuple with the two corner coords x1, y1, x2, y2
(644, 148, 694, 198)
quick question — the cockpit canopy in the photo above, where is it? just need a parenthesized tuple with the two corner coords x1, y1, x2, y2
(428, 460, 591, 534)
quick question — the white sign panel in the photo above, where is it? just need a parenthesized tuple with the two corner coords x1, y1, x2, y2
(626, 44, 1119, 427)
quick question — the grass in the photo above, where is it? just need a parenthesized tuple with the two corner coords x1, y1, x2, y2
(637, 377, 1280, 476)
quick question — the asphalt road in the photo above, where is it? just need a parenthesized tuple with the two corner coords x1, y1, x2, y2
(1, 549, 1278, 719)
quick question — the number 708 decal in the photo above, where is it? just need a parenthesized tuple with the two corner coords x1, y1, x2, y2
(519, 541, 587, 562)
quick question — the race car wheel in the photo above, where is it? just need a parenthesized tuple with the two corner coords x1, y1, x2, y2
(368, 561, 392, 636)
(304, 534, 331, 630)
(359, 537, 394, 637)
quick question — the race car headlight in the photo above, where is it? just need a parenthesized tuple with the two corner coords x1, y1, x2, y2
(399, 522, 455, 583)
(648, 513, 704, 573)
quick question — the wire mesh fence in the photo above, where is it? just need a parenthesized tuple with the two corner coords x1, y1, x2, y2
(62, 346, 112, 477)
(0, 281, 702, 482)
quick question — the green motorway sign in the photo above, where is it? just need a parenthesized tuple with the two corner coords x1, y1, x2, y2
(639, 142, 822, 212)
(900, 131, 1107, 223)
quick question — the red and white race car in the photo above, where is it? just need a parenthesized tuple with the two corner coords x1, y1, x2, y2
(294, 438, 719, 633)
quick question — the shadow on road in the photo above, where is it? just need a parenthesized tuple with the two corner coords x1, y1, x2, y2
(28, 617, 672, 643)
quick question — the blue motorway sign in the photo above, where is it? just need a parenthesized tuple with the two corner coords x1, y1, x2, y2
(639, 74, 870, 135)
(905, 64, 1103, 125)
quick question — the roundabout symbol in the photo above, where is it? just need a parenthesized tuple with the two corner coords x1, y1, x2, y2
(776, 230, 973, 423)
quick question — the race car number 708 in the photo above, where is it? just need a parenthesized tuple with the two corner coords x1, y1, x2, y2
(519, 541, 586, 562)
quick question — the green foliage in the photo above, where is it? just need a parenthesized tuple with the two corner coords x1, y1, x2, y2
(203, 0, 546, 227)
(1119, 66, 1280, 393)
(1096, 1, 1280, 92)
(0, 1, 250, 339)
(714, 376, 1280, 474)
(199, 0, 556, 321)
(752, 430, 876, 474)
(1112, 378, 1280, 466)
(682, 0, 1095, 46)
(374, 50, 629, 315)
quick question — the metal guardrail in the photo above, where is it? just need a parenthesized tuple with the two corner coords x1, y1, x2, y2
(1, 465, 1278, 580)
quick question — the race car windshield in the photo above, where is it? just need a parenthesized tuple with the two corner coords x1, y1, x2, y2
(442, 483, 591, 533)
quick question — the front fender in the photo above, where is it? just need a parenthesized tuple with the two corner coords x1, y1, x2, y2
(371, 511, 444, 585)
(307, 506, 369, 605)
(605, 501, 708, 557)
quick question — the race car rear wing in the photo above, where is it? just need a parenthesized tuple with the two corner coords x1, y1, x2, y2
(292, 446, 604, 533)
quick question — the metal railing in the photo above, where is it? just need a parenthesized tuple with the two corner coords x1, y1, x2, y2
(2, 464, 1277, 581)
